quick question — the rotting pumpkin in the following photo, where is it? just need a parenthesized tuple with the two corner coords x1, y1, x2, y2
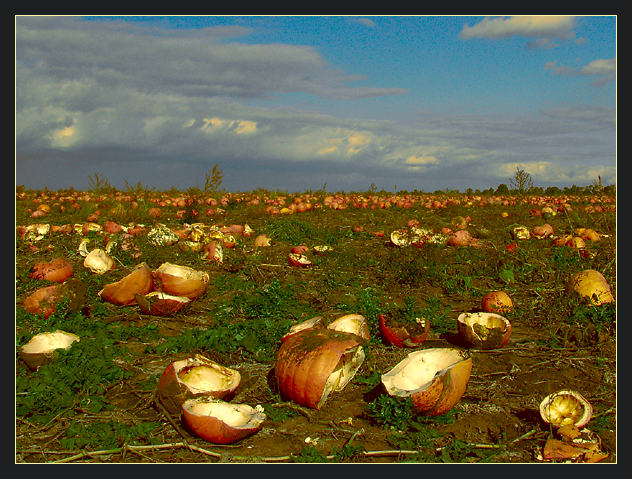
(381, 347, 472, 416)
(158, 354, 241, 416)
(274, 328, 365, 409)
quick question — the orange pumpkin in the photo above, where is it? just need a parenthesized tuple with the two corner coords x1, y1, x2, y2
(99, 262, 153, 306)
(381, 348, 472, 416)
(29, 257, 74, 283)
(158, 354, 241, 415)
(181, 398, 265, 444)
(274, 328, 365, 409)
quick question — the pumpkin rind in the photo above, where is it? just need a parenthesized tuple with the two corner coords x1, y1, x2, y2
(274, 328, 365, 409)
(382, 348, 472, 416)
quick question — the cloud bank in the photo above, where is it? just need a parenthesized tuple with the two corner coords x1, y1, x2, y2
(15, 16, 616, 192)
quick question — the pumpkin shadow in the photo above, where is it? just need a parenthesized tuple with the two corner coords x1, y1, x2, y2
(441, 331, 467, 348)
(266, 366, 280, 396)
(362, 383, 387, 404)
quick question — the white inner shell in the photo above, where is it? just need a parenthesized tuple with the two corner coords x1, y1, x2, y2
(319, 346, 365, 407)
(21, 332, 79, 354)
(146, 291, 190, 303)
(186, 400, 265, 427)
(459, 312, 508, 339)
(157, 262, 208, 281)
(178, 365, 236, 394)
(381, 348, 463, 395)
(542, 394, 585, 426)
(327, 315, 364, 336)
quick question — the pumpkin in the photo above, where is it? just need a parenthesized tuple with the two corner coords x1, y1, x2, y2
(181, 397, 265, 444)
(99, 262, 153, 306)
(567, 269, 614, 306)
(274, 328, 365, 409)
(152, 262, 209, 299)
(457, 312, 512, 349)
(539, 390, 593, 429)
(20, 330, 80, 370)
(378, 313, 430, 348)
(158, 354, 241, 415)
(29, 257, 73, 283)
(381, 348, 472, 416)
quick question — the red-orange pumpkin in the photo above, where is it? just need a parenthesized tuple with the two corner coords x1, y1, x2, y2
(274, 328, 365, 409)
(29, 257, 74, 283)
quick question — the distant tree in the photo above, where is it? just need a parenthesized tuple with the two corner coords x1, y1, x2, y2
(509, 167, 534, 194)
(495, 183, 509, 195)
(545, 186, 562, 195)
(204, 163, 224, 194)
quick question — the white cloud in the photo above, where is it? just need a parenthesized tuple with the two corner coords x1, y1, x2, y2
(545, 58, 616, 86)
(461, 16, 577, 40)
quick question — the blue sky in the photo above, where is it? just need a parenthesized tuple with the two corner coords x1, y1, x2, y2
(15, 15, 616, 192)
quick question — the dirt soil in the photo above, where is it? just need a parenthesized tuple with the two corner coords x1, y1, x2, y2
(18, 316, 616, 464)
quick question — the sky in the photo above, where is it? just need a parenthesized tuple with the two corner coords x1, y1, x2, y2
(15, 15, 617, 193)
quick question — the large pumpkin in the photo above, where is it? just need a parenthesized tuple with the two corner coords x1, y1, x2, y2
(381, 348, 472, 416)
(274, 328, 365, 409)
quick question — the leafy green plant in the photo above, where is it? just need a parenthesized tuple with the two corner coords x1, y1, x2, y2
(16, 336, 133, 424)
(366, 395, 418, 430)
(60, 420, 162, 450)
(291, 445, 330, 463)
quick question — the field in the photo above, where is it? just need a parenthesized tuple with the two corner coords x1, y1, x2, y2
(15, 188, 616, 463)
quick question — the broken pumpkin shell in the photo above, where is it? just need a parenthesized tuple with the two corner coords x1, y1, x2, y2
(327, 314, 370, 341)
(281, 316, 324, 342)
(20, 330, 80, 370)
(390, 228, 411, 247)
(135, 291, 191, 317)
(574, 228, 601, 242)
(147, 224, 180, 246)
(381, 348, 472, 416)
(83, 248, 116, 274)
(253, 234, 272, 247)
(456, 312, 512, 349)
(511, 225, 531, 240)
(378, 313, 430, 348)
(201, 240, 223, 263)
(539, 390, 593, 429)
(531, 223, 554, 239)
(447, 229, 474, 247)
(29, 257, 74, 283)
(567, 269, 614, 306)
(274, 328, 365, 409)
(181, 397, 265, 444)
(153, 262, 209, 299)
(288, 252, 312, 268)
(158, 354, 241, 415)
(99, 262, 153, 306)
